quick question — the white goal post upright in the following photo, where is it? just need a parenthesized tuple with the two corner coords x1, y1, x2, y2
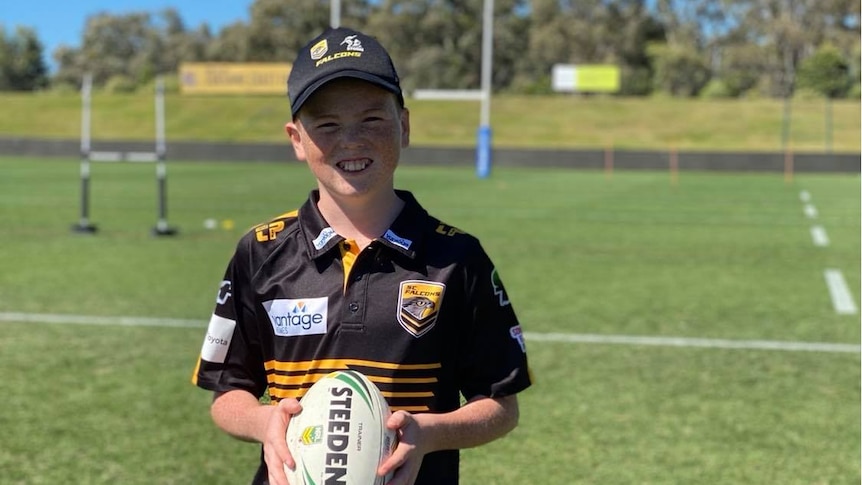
(152, 77, 176, 236)
(73, 74, 178, 236)
(72, 73, 97, 233)
(412, 0, 495, 179)
(476, 0, 494, 179)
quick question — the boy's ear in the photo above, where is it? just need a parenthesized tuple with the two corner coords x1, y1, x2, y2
(400, 108, 410, 149)
(285, 121, 307, 161)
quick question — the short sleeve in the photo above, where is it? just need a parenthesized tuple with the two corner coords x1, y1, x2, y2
(192, 239, 268, 398)
(456, 243, 531, 401)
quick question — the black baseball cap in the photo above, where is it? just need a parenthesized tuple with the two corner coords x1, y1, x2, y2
(288, 27, 404, 117)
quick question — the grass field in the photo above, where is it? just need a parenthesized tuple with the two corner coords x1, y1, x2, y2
(0, 93, 859, 153)
(0, 156, 859, 484)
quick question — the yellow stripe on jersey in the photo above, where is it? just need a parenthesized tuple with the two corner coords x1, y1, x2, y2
(339, 239, 359, 291)
(264, 358, 442, 372)
(391, 406, 431, 412)
(275, 210, 299, 219)
(267, 388, 432, 413)
(253, 211, 299, 242)
(368, 376, 438, 384)
(381, 391, 435, 399)
(263, 387, 433, 398)
(268, 374, 438, 387)
(268, 388, 309, 400)
(190, 357, 202, 385)
(264, 358, 441, 411)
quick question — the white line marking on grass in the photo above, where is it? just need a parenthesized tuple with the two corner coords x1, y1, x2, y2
(803, 204, 818, 219)
(0, 312, 205, 328)
(810, 225, 830, 247)
(524, 332, 860, 353)
(799, 190, 811, 203)
(2, 312, 857, 354)
(823, 269, 859, 315)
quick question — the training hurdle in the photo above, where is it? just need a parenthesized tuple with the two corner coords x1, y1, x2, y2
(72, 74, 178, 236)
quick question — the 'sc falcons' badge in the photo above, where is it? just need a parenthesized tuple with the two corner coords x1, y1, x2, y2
(491, 268, 510, 306)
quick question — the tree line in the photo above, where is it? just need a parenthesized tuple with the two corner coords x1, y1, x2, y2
(1, 0, 859, 99)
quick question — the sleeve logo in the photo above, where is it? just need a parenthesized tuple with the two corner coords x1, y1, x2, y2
(216, 280, 232, 305)
(200, 314, 236, 364)
(397, 280, 446, 338)
(491, 268, 510, 306)
(509, 325, 527, 353)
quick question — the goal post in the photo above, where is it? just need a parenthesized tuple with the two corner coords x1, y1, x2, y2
(72, 74, 178, 236)
(151, 77, 176, 236)
(72, 74, 97, 233)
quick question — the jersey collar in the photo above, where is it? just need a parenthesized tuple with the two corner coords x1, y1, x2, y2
(298, 190, 431, 260)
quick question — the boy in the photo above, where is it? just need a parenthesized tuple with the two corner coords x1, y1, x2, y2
(192, 27, 531, 485)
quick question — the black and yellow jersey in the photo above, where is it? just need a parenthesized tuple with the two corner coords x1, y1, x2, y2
(193, 189, 531, 485)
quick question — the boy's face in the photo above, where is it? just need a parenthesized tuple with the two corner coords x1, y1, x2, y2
(285, 78, 410, 202)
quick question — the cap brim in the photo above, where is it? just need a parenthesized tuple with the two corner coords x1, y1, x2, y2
(290, 70, 402, 117)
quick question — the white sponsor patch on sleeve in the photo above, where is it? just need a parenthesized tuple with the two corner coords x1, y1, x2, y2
(200, 314, 236, 363)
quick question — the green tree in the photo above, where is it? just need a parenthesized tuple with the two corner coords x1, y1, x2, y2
(647, 42, 710, 96)
(0, 26, 48, 91)
(152, 8, 211, 72)
(0, 26, 9, 90)
(24, 0, 861, 99)
(77, 12, 154, 86)
(51, 46, 84, 90)
(796, 43, 853, 98)
(206, 22, 252, 61)
(54, 9, 212, 89)
(515, 0, 662, 95)
(245, 0, 331, 62)
(367, 0, 531, 93)
(716, 43, 765, 97)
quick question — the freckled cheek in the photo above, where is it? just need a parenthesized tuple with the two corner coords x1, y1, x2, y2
(303, 137, 334, 160)
(306, 126, 400, 158)
(370, 127, 403, 148)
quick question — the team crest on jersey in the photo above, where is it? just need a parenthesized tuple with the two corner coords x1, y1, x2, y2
(397, 280, 446, 337)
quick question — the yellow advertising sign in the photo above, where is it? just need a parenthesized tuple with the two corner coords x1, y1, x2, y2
(552, 64, 620, 93)
(179, 63, 291, 95)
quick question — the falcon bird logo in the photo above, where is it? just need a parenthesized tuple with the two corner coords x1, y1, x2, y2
(397, 280, 446, 337)
(402, 296, 436, 321)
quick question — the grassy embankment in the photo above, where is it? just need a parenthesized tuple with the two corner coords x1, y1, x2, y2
(0, 92, 858, 153)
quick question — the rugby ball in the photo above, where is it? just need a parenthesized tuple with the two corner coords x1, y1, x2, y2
(284, 370, 397, 485)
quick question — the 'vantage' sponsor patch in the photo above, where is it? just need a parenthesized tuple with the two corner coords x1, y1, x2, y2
(262, 297, 329, 337)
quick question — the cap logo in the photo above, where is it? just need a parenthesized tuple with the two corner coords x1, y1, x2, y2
(341, 35, 364, 52)
(310, 39, 328, 60)
(289, 28, 403, 117)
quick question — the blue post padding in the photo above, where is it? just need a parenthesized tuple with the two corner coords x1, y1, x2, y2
(476, 125, 492, 179)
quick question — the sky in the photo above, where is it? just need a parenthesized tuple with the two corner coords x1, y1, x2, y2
(0, 0, 253, 70)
